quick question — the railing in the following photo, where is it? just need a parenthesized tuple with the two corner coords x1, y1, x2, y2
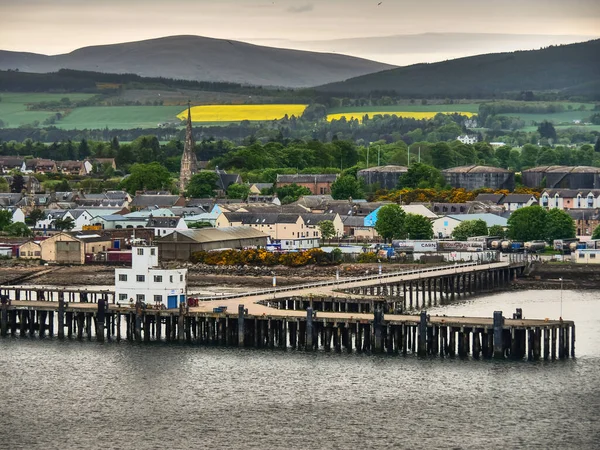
(197, 260, 509, 301)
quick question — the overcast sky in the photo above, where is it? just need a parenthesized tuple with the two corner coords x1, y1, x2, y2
(1, 0, 599, 65)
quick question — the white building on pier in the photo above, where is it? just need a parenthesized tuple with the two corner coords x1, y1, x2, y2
(114, 244, 187, 309)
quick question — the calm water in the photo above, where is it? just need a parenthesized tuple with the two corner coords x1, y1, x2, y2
(1, 290, 599, 449)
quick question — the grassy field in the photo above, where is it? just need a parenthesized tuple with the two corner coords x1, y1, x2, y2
(55, 106, 184, 130)
(508, 111, 594, 126)
(0, 92, 95, 127)
(327, 104, 481, 114)
(178, 104, 309, 123)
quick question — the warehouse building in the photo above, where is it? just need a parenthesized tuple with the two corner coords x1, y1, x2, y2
(358, 165, 408, 190)
(156, 227, 269, 261)
(522, 166, 600, 189)
(443, 165, 515, 191)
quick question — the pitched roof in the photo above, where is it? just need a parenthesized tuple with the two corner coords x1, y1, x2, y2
(277, 174, 339, 184)
(475, 193, 505, 204)
(159, 227, 268, 244)
(502, 194, 536, 203)
(146, 217, 183, 228)
(130, 194, 183, 208)
(444, 213, 508, 226)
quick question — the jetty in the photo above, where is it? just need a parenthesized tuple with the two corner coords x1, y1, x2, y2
(0, 260, 575, 360)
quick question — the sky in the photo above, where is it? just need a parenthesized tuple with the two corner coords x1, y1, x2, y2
(1, 0, 599, 65)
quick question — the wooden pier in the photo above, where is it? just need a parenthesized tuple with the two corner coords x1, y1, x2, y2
(0, 296, 574, 361)
(2, 261, 572, 360)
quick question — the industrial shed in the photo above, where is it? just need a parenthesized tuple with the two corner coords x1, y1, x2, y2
(443, 165, 515, 191)
(156, 227, 269, 261)
(358, 165, 408, 190)
(522, 166, 600, 189)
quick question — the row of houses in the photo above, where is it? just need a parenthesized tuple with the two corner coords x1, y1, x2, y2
(0, 157, 117, 176)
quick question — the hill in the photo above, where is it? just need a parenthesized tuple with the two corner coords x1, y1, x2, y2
(0, 35, 394, 88)
(316, 40, 600, 98)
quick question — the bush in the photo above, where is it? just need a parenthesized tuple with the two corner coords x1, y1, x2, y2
(357, 252, 379, 263)
(190, 248, 338, 267)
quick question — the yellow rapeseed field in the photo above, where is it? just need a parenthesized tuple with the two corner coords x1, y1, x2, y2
(326, 111, 475, 122)
(177, 104, 308, 122)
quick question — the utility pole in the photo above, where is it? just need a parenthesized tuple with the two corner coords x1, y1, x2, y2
(418, 146, 421, 163)
(408, 146, 410, 166)
(377, 144, 381, 166)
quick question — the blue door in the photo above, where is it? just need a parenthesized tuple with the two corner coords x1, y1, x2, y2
(179, 295, 186, 305)
(167, 295, 178, 309)
(114, 239, 120, 249)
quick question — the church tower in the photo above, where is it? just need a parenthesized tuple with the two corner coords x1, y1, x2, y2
(179, 102, 198, 192)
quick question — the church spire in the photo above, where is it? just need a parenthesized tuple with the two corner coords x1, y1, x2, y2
(179, 101, 198, 193)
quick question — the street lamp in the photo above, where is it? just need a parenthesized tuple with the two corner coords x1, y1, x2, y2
(559, 277, 563, 319)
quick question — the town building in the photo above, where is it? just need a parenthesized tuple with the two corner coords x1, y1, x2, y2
(523, 166, 600, 190)
(432, 214, 508, 239)
(115, 244, 187, 308)
(156, 227, 269, 260)
(442, 165, 515, 191)
(179, 103, 199, 192)
(540, 189, 600, 210)
(572, 249, 600, 264)
(501, 194, 538, 212)
(456, 135, 478, 145)
(130, 193, 186, 210)
(357, 165, 408, 190)
(276, 174, 339, 195)
(0, 157, 26, 173)
(23, 159, 57, 174)
(56, 160, 87, 176)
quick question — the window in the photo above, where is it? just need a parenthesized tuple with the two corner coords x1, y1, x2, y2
(136, 275, 145, 282)
(137, 248, 143, 255)
(151, 248, 156, 256)
(118, 274, 127, 282)
(579, 253, 585, 259)
(34, 251, 41, 256)
(154, 275, 163, 283)
(154, 295, 162, 303)
(180, 275, 183, 282)
(591, 254, 596, 259)
(170, 275, 173, 283)
(119, 294, 127, 301)
(136, 294, 145, 302)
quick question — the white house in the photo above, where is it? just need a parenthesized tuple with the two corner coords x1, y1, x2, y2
(114, 245, 187, 309)
(145, 216, 188, 237)
(456, 135, 478, 145)
(501, 194, 537, 212)
(1, 207, 25, 224)
(432, 214, 508, 239)
(35, 209, 94, 231)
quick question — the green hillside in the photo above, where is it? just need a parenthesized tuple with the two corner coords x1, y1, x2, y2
(317, 40, 600, 98)
(54, 106, 184, 130)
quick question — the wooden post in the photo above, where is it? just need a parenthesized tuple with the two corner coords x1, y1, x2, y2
(97, 299, 106, 342)
(493, 311, 504, 359)
(238, 304, 245, 347)
(58, 293, 65, 339)
(0, 299, 8, 337)
(571, 324, 576, 358)
(374, 308, 383, 353)
(418, 311, 427, 356)
(306, 307, 313, 350)
(551, 327, 557, 360)
(543, 328, 549, 360)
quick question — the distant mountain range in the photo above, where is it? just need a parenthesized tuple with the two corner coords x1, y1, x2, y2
(254, 33, 598, 67)
(316, 39, 600, 97)
(0, 35, 394, 88)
